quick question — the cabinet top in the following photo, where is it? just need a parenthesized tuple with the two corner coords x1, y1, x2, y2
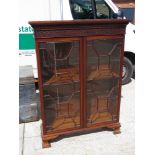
(29, 19, 129, 28)
(29, 19, 129, 39)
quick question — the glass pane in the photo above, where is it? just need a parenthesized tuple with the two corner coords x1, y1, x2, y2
(69, 0, 115, 19)
(39, 40, 81, 132)
(86, 38, 121, 126)
(70, 0, 93, 19)
(95, 0, 110, 19)
(121, 8, 135, 24)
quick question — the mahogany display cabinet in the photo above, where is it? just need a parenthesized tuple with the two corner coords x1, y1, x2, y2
(29, 19, 129, 148)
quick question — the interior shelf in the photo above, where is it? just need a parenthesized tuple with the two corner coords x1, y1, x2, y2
(43, 64, 119, 87)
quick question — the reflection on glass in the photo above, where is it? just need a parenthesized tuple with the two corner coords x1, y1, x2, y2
(39, 41, 81, 132)
(86, 38, 121, 125)
(69, 0, 115, 19)
(95, 0, 110, 18)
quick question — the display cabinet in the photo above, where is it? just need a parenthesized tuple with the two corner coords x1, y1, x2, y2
(29, 19, 129, 148)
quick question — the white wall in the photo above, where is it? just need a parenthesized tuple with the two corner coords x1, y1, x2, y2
(19, 0, 50, 24)
(49, 0, 62, 20)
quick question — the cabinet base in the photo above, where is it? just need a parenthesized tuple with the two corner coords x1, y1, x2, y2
(42, 122, 121, 148)
(42, 140, 51, 148)
(113, 128, 121, 134)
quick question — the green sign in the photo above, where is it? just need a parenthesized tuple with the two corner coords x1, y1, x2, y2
(19, 26, 35, 50)
(19, 33, 35, 50)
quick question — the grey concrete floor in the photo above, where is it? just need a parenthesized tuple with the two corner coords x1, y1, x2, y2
(19, 79, 135, 155)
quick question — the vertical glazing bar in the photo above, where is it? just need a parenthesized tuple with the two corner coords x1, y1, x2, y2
(83, 37, 87, 127)
(80, 37, 87, 128)
(117, 38, 124, 121)
(79, 38, 84, 128)
(35, 41, 46, 134)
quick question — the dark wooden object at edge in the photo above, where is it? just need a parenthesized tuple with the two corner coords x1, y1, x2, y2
(29, 19, 129, 148)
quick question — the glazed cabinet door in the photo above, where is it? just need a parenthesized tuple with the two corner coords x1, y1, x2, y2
(86, 37, 123, 126)
(38, 39, 81, 132)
